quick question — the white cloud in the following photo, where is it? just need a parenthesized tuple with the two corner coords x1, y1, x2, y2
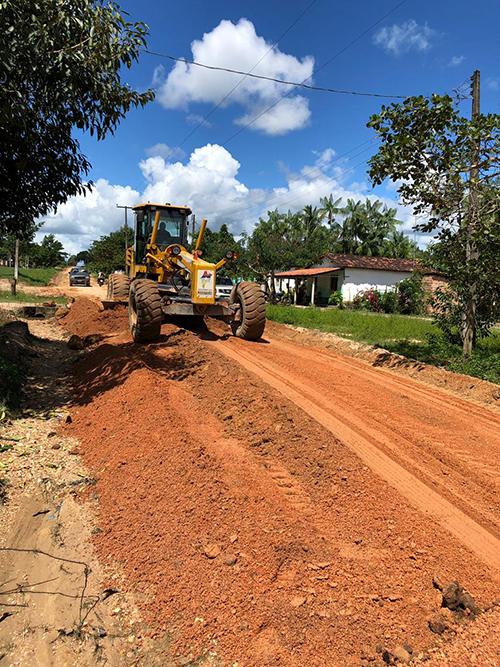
(139, 144, 251, 227)
(486, 78, 498, 90)
(373, 20, 435, 55)
(235, 95, 311, 136)
(37, 180, 140, 255)
(38, 144, 433, 255)
(157, 19, 314, 135)
(151, 64, 166, 88)
(447, 55, 465, 67)
(186, 113, 212, 128)
(144, 143, 185, 160)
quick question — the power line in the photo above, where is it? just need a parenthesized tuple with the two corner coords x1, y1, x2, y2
(179, 138, 378, 225)
(221, 0, 409, 145)
(144, 49, 407, 101)
(175, 0, 321, 147)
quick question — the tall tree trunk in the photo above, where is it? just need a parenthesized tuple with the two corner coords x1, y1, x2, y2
(463, 70, 481, 357)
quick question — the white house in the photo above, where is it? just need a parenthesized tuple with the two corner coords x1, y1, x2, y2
(274, 254, 444, 306)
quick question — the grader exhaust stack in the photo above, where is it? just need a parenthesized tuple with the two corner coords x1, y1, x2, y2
(106, 203, 266, 343)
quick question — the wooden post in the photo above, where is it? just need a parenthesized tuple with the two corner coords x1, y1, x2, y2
(463, 70, 480, 357)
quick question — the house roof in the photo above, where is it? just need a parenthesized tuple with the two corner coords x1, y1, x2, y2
(275, 267, 340, 278)
(322, 253, 428, 273)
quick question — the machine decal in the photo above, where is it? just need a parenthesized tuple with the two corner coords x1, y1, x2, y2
(197, 269, 215, 298)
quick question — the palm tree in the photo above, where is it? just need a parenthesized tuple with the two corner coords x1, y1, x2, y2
(383, 230, 419, 258)
(339, 198, 365, 253)
(319, 194, 343, 227)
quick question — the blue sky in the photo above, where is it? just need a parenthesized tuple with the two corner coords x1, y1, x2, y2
(42, 0, 500, 254)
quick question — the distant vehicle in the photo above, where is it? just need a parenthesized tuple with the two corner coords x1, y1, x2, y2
(69, 267, 91, 287)
(215, 276, 233, 299)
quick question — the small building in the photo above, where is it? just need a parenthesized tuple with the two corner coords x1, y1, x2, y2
(274, 254, 445, 306)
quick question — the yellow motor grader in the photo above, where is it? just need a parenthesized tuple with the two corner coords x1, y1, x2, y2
(106, 202, 266, 343)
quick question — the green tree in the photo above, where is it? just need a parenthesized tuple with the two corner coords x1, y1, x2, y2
(368, 93, 500, 354)
(245, 211, 293, 297)
(383, 230, 419, 258)
(291, 206, 331, 267)
(87, 227, 128, 274)
(0, 0, 153, 237)
(335, 198, 401, 255)
(30, 234, 67, 267)
(200, 223, 245, 279)
(319, 195, 343, 227)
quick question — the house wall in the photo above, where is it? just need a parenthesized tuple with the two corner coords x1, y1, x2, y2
(316, 271, 343, 303)
(274, 267, 416, 304)
(340, 268, 412, 302)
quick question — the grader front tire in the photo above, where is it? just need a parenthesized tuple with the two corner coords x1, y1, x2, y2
(107, 274, 130, 301)
(230, 281, 266, 341)
(128, 279, 163, 343)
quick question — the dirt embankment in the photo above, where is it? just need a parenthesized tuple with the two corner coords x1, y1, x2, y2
(0, 314, 164, 666)
(58, 298, 500, 667)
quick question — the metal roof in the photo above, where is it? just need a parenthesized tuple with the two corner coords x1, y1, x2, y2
(275, 267, 340, 278)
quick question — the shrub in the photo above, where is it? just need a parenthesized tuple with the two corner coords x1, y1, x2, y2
(328, 290, 344, 308)
(380, 290, 397, 313)
(397, 272, 425, 315)
(352, 289, 383, 312)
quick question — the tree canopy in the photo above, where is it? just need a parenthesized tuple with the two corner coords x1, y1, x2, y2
(0, 0, 153, 237)
(86, 226, 128, 274)
(368, 92, 500, 353)
(244, 197, 413, 288)
(0, 229, 67, 267)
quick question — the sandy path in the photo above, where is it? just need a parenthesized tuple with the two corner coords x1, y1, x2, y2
(48, 267, 107, 299)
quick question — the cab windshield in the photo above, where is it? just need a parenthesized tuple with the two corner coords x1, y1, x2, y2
(151, 209, 186, 247)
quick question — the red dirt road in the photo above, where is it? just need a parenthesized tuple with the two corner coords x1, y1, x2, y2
(210, 330, 500, 573)
(59, 300, 500, 666)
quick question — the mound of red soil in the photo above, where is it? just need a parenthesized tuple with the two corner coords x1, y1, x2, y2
(66, 365, 336, 665)
(59, 297, 128, 338)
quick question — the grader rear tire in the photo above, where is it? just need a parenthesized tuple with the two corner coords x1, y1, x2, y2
(128, 279, 163, 343)
(107, 274, 130, 301)
(230, 281, 266, 341)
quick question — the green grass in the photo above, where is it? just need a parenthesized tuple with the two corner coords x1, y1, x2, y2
(0, 266, 59, 286)
(266, 305, 500, 384)
(267, 304, 435, 344)
(0, 291, 67, 304)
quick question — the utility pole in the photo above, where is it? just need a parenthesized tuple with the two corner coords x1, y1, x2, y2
(463, 70, 480, 357)
(116, 204, 134, 256)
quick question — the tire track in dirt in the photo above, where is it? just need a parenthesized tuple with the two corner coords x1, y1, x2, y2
(260, 335, 500, 525)
(208, 338, 500, 575)
(267, 335, 500, 429)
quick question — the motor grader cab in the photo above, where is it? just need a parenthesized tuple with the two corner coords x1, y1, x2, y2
(106, 202, 265, 343)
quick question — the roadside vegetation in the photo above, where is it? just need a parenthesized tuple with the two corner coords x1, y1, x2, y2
(267, 305, 500, 384)
(0, 290, 66, 304)
(0, 312, 25, 416)
(0, 266, 59, 286)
